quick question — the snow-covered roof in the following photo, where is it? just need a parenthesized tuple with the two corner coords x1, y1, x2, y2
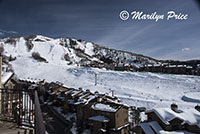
(84, 95, 96, 105)
(91, 103, 118, 112)
(159, 130, 195, 134)
(186, 66, 193, 69)
(2, 72, 14, 85)
(177, 65, 187, 67)
(100, 128, 107, 132)
(110, 123, 129, 131)
(147, 64, 153, 67)
(88, 115, 110, 122)
(19, 77, 40, 83)
(64, 89, 74, 95)
(147, 107, 200, 127)
(28, 84, 38, 90)
(140, 121, 194, 134)
(154, 64, 161, 67)
(162, 63, 169, 66)
(79, 92, 91, 99)
(57, 87, 68, 91)
(148, 121, 163, 133)
(168, 65, 177, 68)
(71, 90, 82, 97)
(140, 122, 156, 134)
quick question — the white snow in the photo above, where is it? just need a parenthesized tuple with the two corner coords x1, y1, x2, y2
(8, 56, 200, 109)
(147, 107, 200, 127)
(183, 92, 200, 102)
(1, 35, 200, 110)
(2, 72, 13, 85)
(140, 121, 194, 134)
(159, 130, 194, 134)
(92, 103, 117, 112)
(84, 42, 94, 56)
(34, 35, 53, 41)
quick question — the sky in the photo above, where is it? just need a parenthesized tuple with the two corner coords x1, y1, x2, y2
(0, 0, 200, 60)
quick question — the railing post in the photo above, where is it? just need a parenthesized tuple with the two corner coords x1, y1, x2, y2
(34, 90, 45, 134)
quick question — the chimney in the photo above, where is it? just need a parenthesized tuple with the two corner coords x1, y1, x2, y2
(195, 105, 200, 112)
(171, 103, 178, 112)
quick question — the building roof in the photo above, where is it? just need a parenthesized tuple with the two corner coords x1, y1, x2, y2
(88, 115, 110, 123)
(186, 66, 193, 69)
(64, 89, 74, 95)
(140, 122, 157, 134)
(139, 121, 194, 134)
(19, 77, 39, 84)
(91, 103, 119, 112)
(71, 90, 82, 97)
(2, 72, 14, 85)
(79, 92, 91, 100)
(110, 123, 129, 131)
(57, 87, 68, 91)
(147, 107, 200, 127)
(83, 95, 96, 105)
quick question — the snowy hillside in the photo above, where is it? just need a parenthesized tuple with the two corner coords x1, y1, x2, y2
(0, 35, 159, 71)
(0, 35, 200, 109)
(9, 57, 200, 109)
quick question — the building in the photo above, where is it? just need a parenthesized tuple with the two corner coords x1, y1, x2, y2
(136, 121, 163, 134)
(197, 64, 200, 75)
(44, 82, 130, 134)
(77, 95, 129, 134)
(140, 64, 199, 75)
(144, 104, 200, 133)
(2, 72, 15, 88)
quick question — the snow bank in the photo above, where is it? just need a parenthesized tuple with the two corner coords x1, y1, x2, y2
(182, 92, 200, 103)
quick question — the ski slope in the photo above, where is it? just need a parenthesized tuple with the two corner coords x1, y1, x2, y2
(1, 35, 200, 109)
(11, 56, 200, 109)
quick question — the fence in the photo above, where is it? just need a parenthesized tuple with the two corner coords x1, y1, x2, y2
(0, 88, 45, 134)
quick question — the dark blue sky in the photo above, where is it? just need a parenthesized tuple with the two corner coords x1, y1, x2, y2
(0, 0, 200, 60)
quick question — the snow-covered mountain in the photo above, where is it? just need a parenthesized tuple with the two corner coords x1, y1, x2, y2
(0, 35, 159, 71)
(0, 35, 200, 109)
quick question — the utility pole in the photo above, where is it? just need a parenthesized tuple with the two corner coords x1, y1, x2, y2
(95, 73, 97, 86)
(111, 90, 114, 97)
(109, 89, 114, 97)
